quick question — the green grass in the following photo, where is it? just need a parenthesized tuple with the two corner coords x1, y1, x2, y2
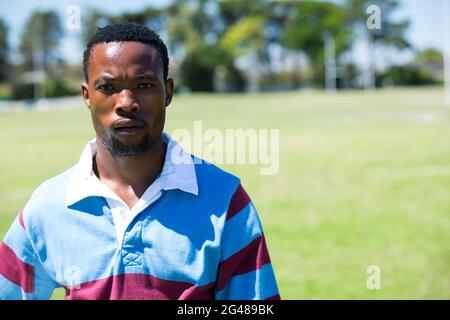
(0, 87, 449, 299)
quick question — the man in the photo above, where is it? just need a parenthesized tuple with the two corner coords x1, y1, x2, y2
(0, 23, 280, 300)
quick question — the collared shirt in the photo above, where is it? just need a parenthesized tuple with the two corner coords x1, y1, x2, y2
(66, 133, 198, 245)
(0, 133, 280, 300)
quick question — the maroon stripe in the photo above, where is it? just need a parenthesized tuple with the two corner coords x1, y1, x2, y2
(178, 281, 216, 300)
(265, 294, 281, 300)
(64, 273, 215, 300)
(227, 184, 251, 220)
(19, 209, 25, 229)
(216, 235, 271, 291)
(0, 242, 34, 293)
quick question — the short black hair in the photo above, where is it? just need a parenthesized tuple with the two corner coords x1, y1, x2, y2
(83, 22, 169, 82)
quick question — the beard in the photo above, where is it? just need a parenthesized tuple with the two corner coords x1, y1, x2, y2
(100, 128, 157, 157)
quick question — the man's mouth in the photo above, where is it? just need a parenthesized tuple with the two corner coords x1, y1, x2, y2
(113, 119, 145, 135)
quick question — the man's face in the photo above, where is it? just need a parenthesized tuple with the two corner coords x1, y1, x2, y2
(82, 41, 173, 156)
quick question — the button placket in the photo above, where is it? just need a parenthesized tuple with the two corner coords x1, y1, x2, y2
(118, 191, 164, 270)
(121, 219, 144, 268)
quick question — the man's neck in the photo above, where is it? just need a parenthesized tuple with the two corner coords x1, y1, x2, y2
(93, 138, 166, 204)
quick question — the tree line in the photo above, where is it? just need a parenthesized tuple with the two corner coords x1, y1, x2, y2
(0, 0, 444, 100)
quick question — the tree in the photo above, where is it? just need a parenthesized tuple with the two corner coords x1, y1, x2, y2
(14, 10, 81, 100)
(110, 8, 166, 36)
(414, 48, 443, 65)
(412, 48, 444, 83)
(218, 15, 265, 59)
(166, 0, 246, 92)
(346, 0, 410, 49)
(81, 9, 111, 46)
(379, 65, 436, 86)
(217, 0, 296, 90)
(281, 1, 352, 87)
(345, 0, 410, 88)
(19, 10, 63, 72)
(81, 8, 166, 49)
(166, 0, 216, 57)
(0, 19, 8, 82)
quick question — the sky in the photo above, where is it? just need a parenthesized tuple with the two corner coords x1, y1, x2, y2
(0, 0, 446, 66)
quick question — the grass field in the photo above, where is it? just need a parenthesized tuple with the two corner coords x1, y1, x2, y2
(0, 87, 449, 299)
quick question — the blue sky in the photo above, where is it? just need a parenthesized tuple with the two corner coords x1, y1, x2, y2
(0, 0, 446, 65)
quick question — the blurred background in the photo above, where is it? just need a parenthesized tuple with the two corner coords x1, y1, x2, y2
(0, 0, 449, 299)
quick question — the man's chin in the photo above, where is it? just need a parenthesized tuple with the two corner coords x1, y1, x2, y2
(103, 135, 153, 157)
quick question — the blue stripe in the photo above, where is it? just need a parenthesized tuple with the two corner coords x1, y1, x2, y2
(0, 274, 37, 300)
(28, 196, 120, 286)
(215, 263, 279, 300)
(0, 273, 56, 300)
(2, 217, 59, 299)
(140, 211, 222, 286)
(33, 262, 60, 299)
(221, 202, 263, 261)
(3, 216, 35, 265)
(0, 274, 22, 300)
(27, 194, 224, 287)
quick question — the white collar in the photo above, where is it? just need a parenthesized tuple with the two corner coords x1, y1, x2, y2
(65, 132, 198, 207)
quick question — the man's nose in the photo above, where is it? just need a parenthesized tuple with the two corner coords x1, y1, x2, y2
(114, 89, 140, 114)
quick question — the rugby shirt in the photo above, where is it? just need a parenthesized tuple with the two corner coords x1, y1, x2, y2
(0, 133, 280, 300)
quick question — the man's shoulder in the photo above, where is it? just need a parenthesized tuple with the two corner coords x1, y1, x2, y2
(25, 165, 75, 211)
(192, 155, 242, 195)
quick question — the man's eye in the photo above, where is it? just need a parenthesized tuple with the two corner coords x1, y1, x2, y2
(138, 83, 153, 89)
(98, 84, 114, 91)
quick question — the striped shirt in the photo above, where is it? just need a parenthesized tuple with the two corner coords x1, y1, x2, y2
(0, 133, 280, 300)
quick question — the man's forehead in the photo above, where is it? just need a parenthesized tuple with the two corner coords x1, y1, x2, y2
(91, 41, 161, 66)
(89, 41, 162, 73)
(92, 41, 159, 61)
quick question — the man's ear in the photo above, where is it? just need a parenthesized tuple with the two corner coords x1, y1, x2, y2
(81, 82, 90, 109)
(164, 78, 174, 107)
